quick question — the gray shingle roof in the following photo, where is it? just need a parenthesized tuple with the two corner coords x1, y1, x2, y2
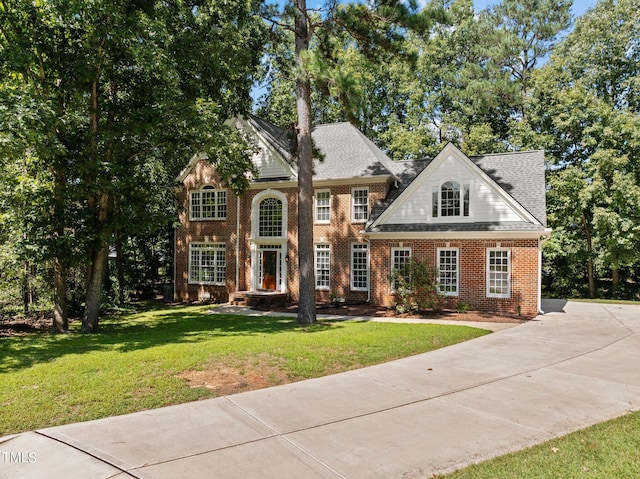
(311, 122, 398, 180)
(246, 115, 547, 229)
(471, 150, 547, 226)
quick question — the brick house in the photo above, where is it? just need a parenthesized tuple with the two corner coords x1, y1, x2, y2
(174, 115, 551, 317)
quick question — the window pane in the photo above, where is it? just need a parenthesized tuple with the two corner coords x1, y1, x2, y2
(217, 191, 227, 219)
(190, 192, 201, 219)
(432, 186, 439, 217)
(488, 250, 509, 297)
(352, 189, 369, 221)
(441, 181, 460, 217)
(189, 244, 226, 285)
(315, 244, 330, 289)
(259, 198, 283, 237)
(392, 248, 412, 291)
(463, 185, 469, 216)
(201, 190, 216, 219)
(438, 249, 458, 295)
(316, 191, 330, 222)
(351, 244, 369, 290)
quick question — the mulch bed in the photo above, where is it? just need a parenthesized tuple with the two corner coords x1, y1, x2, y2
(253, 303, 528, 324)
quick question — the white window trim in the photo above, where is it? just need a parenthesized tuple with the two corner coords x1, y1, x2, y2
(314, 244, 331, 290)
(250, 189, 288, 240)
(351, 187, 369, 223)
(188, 243, 226, 286)
(390, 247, 412, 293)
(350, 243, 369, 291)
(431, 181, 471, 219)
(437, 247, 459, 297)
(189, 187, 227, 221)
(486, 248, 511, 298)
(314, 189, 331, 224)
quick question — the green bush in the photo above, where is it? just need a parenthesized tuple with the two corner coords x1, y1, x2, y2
(388, 258, 441, 313)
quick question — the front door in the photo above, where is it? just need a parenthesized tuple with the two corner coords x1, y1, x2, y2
(262, 250, 277, 290)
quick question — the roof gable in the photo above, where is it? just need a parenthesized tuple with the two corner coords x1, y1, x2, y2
(370, 143, 546, 232)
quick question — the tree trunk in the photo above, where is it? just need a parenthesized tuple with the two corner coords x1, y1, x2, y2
(82, 243, 109, 333)
(115, 228, 125, 305)
(52, 258, 68, 332)
(82, 186, 110, 333)
(294, 0, 317, 326)
(22, 260, 31, 315)
(611, 266, 620, 296)
(582, 211, 596, 298)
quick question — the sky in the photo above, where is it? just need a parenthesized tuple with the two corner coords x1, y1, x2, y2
(296, 0, 600, 18)
(473, 0, 598, 17)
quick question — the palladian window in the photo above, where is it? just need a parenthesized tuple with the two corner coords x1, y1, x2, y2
(432, 181, 470, 218)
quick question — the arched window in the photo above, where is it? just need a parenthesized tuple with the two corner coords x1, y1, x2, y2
(432, 181, 470, 218)
(259, 197, 283, 237)
(441, 181, 460, 216)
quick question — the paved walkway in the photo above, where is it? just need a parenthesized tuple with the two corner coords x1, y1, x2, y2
(2, 300, 639, 478)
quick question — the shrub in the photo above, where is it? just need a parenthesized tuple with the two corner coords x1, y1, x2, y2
(388, 258, 441, 314)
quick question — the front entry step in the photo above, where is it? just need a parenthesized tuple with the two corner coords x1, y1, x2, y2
(229, 291, 288, 307)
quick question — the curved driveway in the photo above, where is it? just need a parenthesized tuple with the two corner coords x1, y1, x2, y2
(2, 300, 639, 478)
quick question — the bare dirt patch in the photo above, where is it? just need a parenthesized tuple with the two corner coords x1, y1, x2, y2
(0, 313, 56, 337)
(178, 355, 291, 395)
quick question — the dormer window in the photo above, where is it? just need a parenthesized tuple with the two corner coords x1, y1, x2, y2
(432, 181, 470, 218)
(190, 186, 227, 220)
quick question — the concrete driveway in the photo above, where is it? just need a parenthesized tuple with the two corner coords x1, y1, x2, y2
(2, 300, 639, 478)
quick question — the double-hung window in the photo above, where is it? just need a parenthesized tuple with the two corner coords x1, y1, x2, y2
(391, 247, 412, 292)
(315, 190, 331, 223)
(487, 249, 510, 298)
(352, 188, 369, 222)
(190, 187, 227, 220)
(351, 243, 369, 291)
(437, 248, 459, 296)
(189, 243, 226, 285)
(314, 244, 330, 290)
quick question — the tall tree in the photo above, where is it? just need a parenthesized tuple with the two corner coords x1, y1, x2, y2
(0, 0, 265, 331)
(528, 0, 640, 297)
(262, 0, 435, 324)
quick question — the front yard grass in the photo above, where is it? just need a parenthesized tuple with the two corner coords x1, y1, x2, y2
(0, 303, 489, 437)
(436, 411, 640, 479)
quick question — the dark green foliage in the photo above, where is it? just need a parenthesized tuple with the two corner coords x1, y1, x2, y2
(387, 258, 441, 313)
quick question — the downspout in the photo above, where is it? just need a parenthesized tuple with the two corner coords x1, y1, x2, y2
(236, 194, 241, 292)
(173, 228, 177, 302)
(538, 230, 552, 315)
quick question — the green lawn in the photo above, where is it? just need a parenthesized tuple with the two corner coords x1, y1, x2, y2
(0, 304, 489, 436)
(436, 411, 640, 479)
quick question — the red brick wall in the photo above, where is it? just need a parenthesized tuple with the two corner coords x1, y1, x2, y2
(176, 162, 540, 317)
(175, 160, 239, 302)
(369, 238, 540, 318)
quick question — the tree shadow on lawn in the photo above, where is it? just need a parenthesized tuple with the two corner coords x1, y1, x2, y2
(0, 304, 342, 373)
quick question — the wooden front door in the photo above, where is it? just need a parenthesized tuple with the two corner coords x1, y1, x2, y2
(262, 251, 277, 290)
